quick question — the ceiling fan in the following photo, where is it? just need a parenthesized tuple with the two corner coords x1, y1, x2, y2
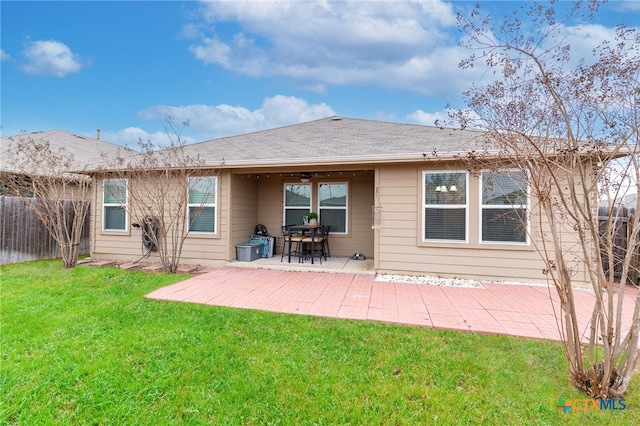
(299, 172, 312, 183)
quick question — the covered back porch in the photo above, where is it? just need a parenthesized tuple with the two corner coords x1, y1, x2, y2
(226, 166, 376, 263)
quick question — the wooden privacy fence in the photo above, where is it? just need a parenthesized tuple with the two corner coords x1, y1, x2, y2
(599, 206, 639, 286)
(0, 196, 90, 265)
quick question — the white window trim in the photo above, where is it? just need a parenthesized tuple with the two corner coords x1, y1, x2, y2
(318, 182, 349, 235)
(479, 170, 530, 245)
(102, 178, 128, 232)
(188, 176, 218, 235)
(422, 171, 469, 243)
(283, 182, 312, 225)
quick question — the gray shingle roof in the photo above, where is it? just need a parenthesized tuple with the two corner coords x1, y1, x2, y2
(1, 129, 126, 173)
(184, 116, 486, 168)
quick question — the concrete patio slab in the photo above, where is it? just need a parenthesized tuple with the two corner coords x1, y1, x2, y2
(146, 267, 639, 344)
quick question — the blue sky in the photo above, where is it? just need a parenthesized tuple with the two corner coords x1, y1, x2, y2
(2, 0, 639, 146)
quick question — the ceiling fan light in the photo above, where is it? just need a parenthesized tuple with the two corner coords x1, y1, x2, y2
(300, 172, 311, 183)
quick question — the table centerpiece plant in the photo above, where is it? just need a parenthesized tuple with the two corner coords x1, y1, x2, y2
(307, 212, 318, 224)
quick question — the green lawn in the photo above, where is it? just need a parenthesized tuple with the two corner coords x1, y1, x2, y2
(1, 260, 638, 425)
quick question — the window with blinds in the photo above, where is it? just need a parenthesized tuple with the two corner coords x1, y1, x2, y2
(423, 172, 468, 242)
(284, 183, 311, 225)
(103, 179, 127, 231)
(188, 177, 217, 233)
(481, 171, 528, 244)
(319, 183, 347, 233)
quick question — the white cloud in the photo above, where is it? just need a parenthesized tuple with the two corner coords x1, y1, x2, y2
(190, 36, 232, 67)
(99, 127, 155, 147)
(0, 49, 10, 61)
(136, 95, 336, 140)
(408, 108, 483, 130)
(99, 127, 196, 148)
(407, 109, 449, 127)
(554, 23, 620, 68)
(20, 40, 86, 77)
(186, 1, 627, 98)
(610, 1, 640, 12)
(187, 0, 466, 95)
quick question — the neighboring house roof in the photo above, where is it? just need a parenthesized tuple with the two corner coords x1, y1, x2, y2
(181, 116, 486, 169)
(1, 129, 127, 174)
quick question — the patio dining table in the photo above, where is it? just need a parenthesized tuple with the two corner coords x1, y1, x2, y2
(286, 223, 323, 264)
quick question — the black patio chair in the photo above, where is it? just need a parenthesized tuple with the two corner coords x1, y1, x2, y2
(302, 224, 330, 263)
(281, 225, 306, 262)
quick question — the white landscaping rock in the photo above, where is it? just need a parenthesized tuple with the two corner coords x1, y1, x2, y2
(374, 273, 483, 288)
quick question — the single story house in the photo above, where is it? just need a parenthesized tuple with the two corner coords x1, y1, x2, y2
(86, 116, 598, 285)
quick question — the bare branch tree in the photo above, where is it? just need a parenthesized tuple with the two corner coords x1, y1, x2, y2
(100, 117, 216, 273)
(1, 135, 91, 268)
(451, 1, 639, 398)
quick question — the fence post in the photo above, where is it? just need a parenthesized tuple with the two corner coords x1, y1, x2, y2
(630, 211, 639, 286)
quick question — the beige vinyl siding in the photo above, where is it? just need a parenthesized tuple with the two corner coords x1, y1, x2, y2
(376, 167, 420, 267)
(256, 175, 288, 234)
(91, 183, 146, 262)
(92, 173, 230, 264)
(255, 175, 287, 255)
(241, 171, 375, 258)
(529, 170, 592, 285)
(89, 161, 591, 285)
(375, 163, 589, 285)
(180, 172, 229, 263)
(228, 173, 259, 258)
(348, 172, 375, 258)
(91, 170, 375, 264)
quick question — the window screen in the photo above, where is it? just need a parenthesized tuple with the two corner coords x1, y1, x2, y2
(319, 183, 347, 233)
(284, 184, 311, 225)
(423, 172, 467, 241)
(189, 177, 217, 233)
(481, 171, 528, 243)
(103, 179, 127, 231)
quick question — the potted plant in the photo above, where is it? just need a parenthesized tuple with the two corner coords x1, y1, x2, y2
(307, 212, 318, 224)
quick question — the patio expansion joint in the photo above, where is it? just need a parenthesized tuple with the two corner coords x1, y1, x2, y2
(337, 273, 371, 307)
